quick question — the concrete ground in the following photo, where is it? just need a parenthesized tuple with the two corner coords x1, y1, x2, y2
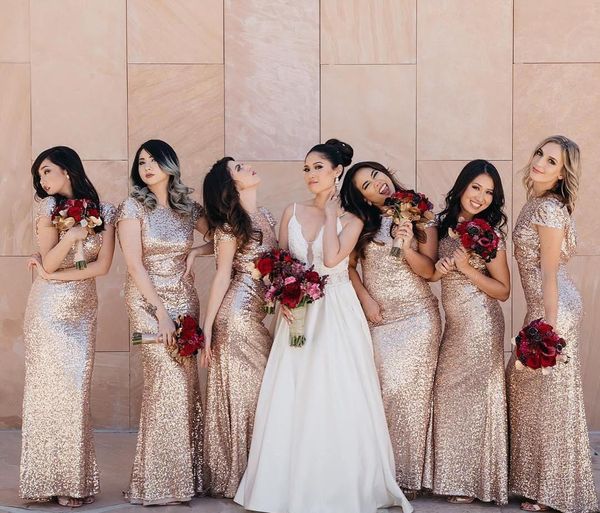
(1, 431, 598, 513)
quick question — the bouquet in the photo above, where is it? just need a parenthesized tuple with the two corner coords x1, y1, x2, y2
(512, 318, 568, 374)
(51, 198, 103, 269)
(383, 190, 434, 256)
(132, 314, 205, 364)
(250, 249, 327, 347)
(449, 218, 499, 263)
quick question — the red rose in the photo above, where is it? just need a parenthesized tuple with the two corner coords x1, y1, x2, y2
(67, 206, 83, 221)
(281, 281, 303, 308)
(88, 208, 100, 218)
(417, 200, 429, 212)
(526, 353, 541, 369)
(305, 270, 320, 283)
(256, 257, 274, 276)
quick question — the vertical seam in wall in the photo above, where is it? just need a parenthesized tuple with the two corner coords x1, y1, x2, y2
(318, 0, 322, 143)
(222, 0, 226, 156)
(511, 0, 515, 338)
(124, 0, 131, 430)
(28, 0, 34, 263)
(414, 0, 418, 189)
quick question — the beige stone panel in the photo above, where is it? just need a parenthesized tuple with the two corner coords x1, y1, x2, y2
(0, 0, 29, 62)
(91, 351, 129, 429)
(321, 0, 415, 64)
(30, 0, 127, 160)
(127, 0, 223, 64)
(0, 257, 30, 428)
(568, 256, 600, 429)
(515, 0, 600, 63)
(84, 160, 129, 208)
(417, 160, 513, 347)
(322, 65, 416, 187)
(225, 0, 319, 160)
(0, 63, 32, 256)
(514, 64, 600, 255)
(128, 64, 224, 195)
(417, 0, 512, 160)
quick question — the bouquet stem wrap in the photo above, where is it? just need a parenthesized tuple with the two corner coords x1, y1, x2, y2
(289, 303, 308, 347)
(74, 240, 87, 269)
(390, 237, 404, 257)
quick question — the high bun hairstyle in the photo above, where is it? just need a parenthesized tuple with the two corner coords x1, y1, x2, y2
(306, 138, 353, 175)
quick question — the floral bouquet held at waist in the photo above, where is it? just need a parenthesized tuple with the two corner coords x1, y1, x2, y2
(383, 190, 434, 257)
(132, 314, 205, 365)
(449, 218, 499, 263)
(513, 318, 568, 375)
(51, 198, 103, 270)
(249, 248, 328, 347)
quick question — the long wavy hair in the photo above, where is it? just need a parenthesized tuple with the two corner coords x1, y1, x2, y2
(340, 161, 416, 258)
(31, 146, 105, 232)
(130, 139, 195, 215)
(437, 159, 508, 240)
(521, 135, 580, 214)
(202, 157, 262, 247)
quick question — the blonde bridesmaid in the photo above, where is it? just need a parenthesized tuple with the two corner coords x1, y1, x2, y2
(507, 136, 598, 513)
(20, 147, 116, 508)
(429, 160, 510, 504)
(117, 140, 209, 505)
(197, 157, 277, 497)
(340, 161, 441, 498)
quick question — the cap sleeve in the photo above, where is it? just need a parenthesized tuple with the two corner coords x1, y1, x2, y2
(532, 197, 568, 230)
(260, 206, 277, 228)
(495, 230, 506, 252)
(35, 196, 57, 235)
(214, 224, 237, 246)
(101, 202, 117, 226)
(117, 197, 144, 223)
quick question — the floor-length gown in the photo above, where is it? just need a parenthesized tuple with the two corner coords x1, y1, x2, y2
(507, 194, 598, 513)
(234, 204, 413, 513)
(428, 232, 508, 504)
(203, 207, 277, 497)
(360, 216, 441, 491)
(20, 197, 116, 501)
(117, 197, 203, 505)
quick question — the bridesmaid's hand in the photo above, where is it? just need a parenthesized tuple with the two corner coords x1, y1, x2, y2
(200, 340, 212, 368)
(362, 296, 383, 324)
(392, 220, 414, 249)
(435, 257, 454, 276)
(66, 225, 88, 242)
(452, 246, 470, 273)
(27, 253, 50, 279)
(156, 311, 176, 345)
(184, 248, 198, 279)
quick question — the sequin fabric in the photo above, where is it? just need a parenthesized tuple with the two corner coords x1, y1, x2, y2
(20, 197, 116, 501)
(117, 197, 203, 505)
(427, 230, 508, 503)
(203, 207, 277, 498)
(507, 195, 598, 513)
(359, 216, 441, 491)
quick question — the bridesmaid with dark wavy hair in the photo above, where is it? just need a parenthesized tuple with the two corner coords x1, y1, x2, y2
(340, 161, 441, 499)
(507, 136, 598, 513)
(428, 160, 510, 505)
(197, 157, 277, 497)
(21, 146, 116, 508)
(117, 139, 210, 505)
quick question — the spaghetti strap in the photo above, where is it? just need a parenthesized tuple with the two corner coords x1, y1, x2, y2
(292, 203, 297, 216)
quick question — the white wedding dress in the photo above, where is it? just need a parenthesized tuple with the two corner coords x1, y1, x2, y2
(234, 205, 412, 513)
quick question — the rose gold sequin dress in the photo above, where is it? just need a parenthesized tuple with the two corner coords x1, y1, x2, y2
(20, 197, 116, 501)
(428, 232, 508, 504)
(507, 195, 598, 513)
(117, 197, 203, 506)
(359, 216, 441, 491)
(203, 207, 277, 497)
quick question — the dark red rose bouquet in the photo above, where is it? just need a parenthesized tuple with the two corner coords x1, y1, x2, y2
(383, 190, 435, 256)
(513, 318, 568, 374)
(449, 218, 499, 263)
(250, 249, 327, 346)
(132, 314, 205, 364)
(51, 198, 103, 269)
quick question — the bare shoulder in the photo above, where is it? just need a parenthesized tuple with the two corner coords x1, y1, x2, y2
(340, 211, 363, 229)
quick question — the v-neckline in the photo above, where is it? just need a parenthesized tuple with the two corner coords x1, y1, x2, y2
(291, 213, 324, 246)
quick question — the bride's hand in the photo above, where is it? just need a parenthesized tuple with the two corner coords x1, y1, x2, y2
(324, 188, 339, 217)
(281, 305, 295, 324)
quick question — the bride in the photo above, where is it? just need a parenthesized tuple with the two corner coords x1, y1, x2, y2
(233, 139, 412, 513)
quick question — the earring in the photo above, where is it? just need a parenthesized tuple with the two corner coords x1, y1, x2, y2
(335, 176, 341, 195)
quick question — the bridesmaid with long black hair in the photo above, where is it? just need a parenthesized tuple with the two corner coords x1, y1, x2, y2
(429, 159, 510, 505)
(340, 161, 441, 498)
(507, 136, 598, 513)
(196, 157, 277, 497)
(117, 140, 209, 505)
(21, 146, 116, 508)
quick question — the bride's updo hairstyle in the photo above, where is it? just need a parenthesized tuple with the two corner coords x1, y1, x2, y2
(306, 138, 354, 176)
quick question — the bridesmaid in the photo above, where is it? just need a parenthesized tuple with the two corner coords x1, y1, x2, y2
(340, 161, 441, 497)
(507, 136, 598, 513)
(198, 157, 277, 497)
(117, 140, 209, 505)
(20, 147, 116, 508)
(429, 160, 510, 504)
